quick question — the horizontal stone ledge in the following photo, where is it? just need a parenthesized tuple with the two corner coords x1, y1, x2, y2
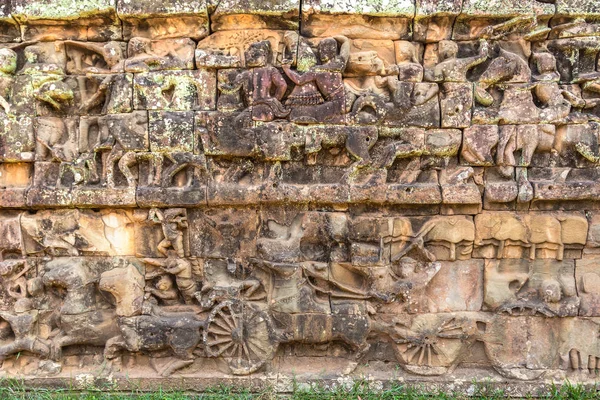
(2, 0, 600, 42)
(5, 366, 598, 395)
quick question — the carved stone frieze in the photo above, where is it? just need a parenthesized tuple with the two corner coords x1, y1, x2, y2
(3, 0, 600, 389)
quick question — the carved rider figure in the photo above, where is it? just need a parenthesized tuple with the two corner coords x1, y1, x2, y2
(219, 40, 288, 122)
(282, 36, 350, 123)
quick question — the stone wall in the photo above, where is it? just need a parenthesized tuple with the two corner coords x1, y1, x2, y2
(1, 0, 600, 389)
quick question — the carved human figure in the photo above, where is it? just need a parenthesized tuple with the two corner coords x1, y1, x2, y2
(0, 298, 51, 361)
(496, 125, 555, 178)
(144, 252, 197, 305)
(145, 275, 180, 306)
(0, 42, 43, 116)
(19, 47, 74, 112)
(89, 123, 129, 188)
(344, 63, 405, 117)
(394, 41, 423, 82)
(78, 75, 127, 114)
(282, 39, 324, 120)
(219, 40, 288, 122)
(148, 208, 188, 258)
(425, 39, 489, 83)
(217, 69, 248, 111)
(281, 36, 350, 123)
(251, 259, 330, 314)
(389, 257, 441, 303)
(64, 41, 124, 73)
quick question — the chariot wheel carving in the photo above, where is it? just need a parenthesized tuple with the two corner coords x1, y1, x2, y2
(203, 300, 276, 375)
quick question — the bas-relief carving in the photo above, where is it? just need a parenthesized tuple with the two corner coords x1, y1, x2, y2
(3, 0, 600, 386)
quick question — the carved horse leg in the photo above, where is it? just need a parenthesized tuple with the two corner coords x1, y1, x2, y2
(105, 147, 124, 188)
(117, 151, 138, 188)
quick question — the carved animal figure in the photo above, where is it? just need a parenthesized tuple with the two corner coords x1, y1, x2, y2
(42, 259, 119, 360)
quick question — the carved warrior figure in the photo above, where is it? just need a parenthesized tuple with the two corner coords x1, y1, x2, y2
(64, 41, 124, 73)
(145, 275, 180, 306)
(144, 252, 197, 305)
(281, 36, 350, 123)
(148, 208, 188, 258)
(0, 298, 50, 361)
(344, 41, 421, 115)
(425, 39, 489, 83)
(219, 40, 288, 122)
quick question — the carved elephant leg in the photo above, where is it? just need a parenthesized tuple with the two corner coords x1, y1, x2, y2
(56, 163, 68, 187)
(557, 243, 564, 261)
(0, 338, 50, 363)
(497, 240, 505, 259)
(31, 337, 51, 358)
(342, 341, 371, 375)
(497, 126, 517, 178)
(529, 243, 536, 260)
(519, 125, 539, 168)
(189, 155, 208, 183)
(588, 355, 597, 373)
(0, 341, 22, 360)
(84, 156, 100, 184)
(570, 349, 582, 370)
(147, 154, 163, 186)
(162, 154, 207, 187)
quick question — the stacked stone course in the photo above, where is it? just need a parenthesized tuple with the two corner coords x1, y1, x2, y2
(1, 0, 600, 389)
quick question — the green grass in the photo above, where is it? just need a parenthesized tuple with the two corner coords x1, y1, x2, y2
(0, 379, 598, 399)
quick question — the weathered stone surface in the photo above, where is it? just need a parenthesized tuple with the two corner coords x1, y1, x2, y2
(117, 0, 209, 40)
(210, 0, 300, 31)
(134, 70, 216, 111)
(301, 0, 414, 40)
(414, 0, 462, 43)
(3, 0, 600, 390)
(11, 0, 121, 41)
(0, 4, 19, 43)
(126, 38, 195, 72)
(195, 30, 296, 69)
(576, 257, 600, 316)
